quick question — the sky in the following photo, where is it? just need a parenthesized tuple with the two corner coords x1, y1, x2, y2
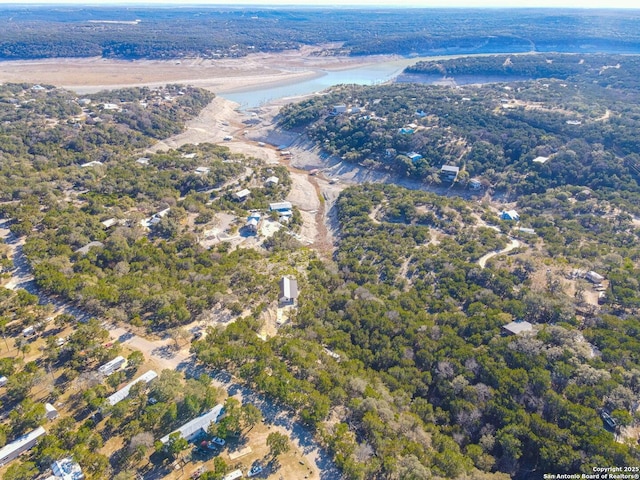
(0, 0, 636, 7)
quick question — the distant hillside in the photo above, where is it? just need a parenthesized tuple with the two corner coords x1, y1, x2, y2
(277, 53, 640, 210)
(1, 7, 640, 60)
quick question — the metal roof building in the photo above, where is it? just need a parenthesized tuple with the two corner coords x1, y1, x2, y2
(105, 370, 158, 407)
(0, 426, 46, 466)
(502, 321, 533, 336)
(269, 201, 292, 212)
(160, 404, 224, 444)
(98, 356, 127, 377)
(279, 276, 299, 304)
(51, 457, 84, 480)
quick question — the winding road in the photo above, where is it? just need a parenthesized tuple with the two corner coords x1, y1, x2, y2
(477, 236, 521, 269)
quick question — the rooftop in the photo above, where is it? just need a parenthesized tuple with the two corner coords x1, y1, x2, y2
(441, 165, 460, 174)
(0, 426, 46, 463)
(502, 321, 533, 335)
(269, 201, 293, 211)
(279, 276, 299, 300)
(51, 457, 84, 480)
(105, 370, 158, 407)
(533, 156, 550, 164)
(160, 405, 224, 444)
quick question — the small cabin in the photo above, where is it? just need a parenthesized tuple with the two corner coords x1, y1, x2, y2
(440, 165, 460, 182)
(98, 356, 127, 377)
(500, 210, 520, 222)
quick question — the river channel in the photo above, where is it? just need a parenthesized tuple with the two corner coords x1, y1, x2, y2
(221, 55, 466, 109)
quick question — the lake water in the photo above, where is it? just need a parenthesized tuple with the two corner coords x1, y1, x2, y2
(221, 57, 427, 109)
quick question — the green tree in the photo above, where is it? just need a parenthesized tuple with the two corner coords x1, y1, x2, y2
(240, 403, 262, 433)
(165, 432, 188, 460)
(127, 350, 145, 370)
(4, 461, 38, 480)
(266, 431, 290, 459)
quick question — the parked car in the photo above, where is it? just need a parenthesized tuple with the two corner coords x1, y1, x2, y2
(211, 436, 226, 446)
(247, 464, 263, 477)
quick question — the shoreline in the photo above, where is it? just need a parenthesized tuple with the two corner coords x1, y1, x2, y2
(0, 49, 394, 95)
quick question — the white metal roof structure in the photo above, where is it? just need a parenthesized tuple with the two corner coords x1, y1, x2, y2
(105, 370, 158, 407)
(0, 426, 46, 466)
(160, 404, 224, 444)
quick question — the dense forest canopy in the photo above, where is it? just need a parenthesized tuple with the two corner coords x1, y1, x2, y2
(194, 182, 640, 479)
(278, 53, 640, 208)
(0, 7, 640, 59)
(3, 47, 640, 478)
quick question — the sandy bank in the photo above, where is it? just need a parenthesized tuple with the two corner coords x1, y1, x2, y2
(0, 46, 394, 95)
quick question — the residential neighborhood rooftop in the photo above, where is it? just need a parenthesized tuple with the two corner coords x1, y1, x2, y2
(105, 370, 158, 407)
(160, 404, 224, 444)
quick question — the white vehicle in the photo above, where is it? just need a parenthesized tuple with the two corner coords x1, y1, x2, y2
(247, 465, 263, 477)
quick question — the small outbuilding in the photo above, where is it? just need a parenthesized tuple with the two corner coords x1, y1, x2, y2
(246, 213, 261, 234)
(586, 271, 605, 284)
(45, 403, 59, 421)
(233, 189, 251, 201)
(469, 178, 483, 190)
(500, 210, 520, 222)
(502, 320, 533, 336)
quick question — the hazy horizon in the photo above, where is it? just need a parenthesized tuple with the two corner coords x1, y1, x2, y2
(0, 1, 638, 9)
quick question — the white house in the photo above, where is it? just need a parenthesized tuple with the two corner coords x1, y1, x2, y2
(264, 176, 279, 186)
(0, 376, 7, 387)
(279, 276, 299, 305)
(246, 213, 261, 234)
(532, 156, 550, 164)
(160, 405, 224, 444)
(141, 208, 170, 228)
(269, 201, 292, 212)
(233, 189, 251, 201)
(98, 356, 127, 377)
(194, 166, 210, 175)
(0, 426, 46, 466)
(105, 370, 158, 407)
(332, 104, 347, 115)
(51, 457, 84, 480)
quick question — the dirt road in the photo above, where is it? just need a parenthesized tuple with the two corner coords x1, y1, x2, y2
(478, 237, 521, 269)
